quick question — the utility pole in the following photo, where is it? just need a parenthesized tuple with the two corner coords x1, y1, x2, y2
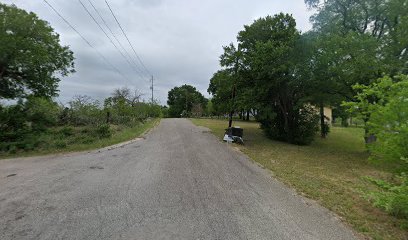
(150, 75, 154, 104)
(228, 46, 240, 128)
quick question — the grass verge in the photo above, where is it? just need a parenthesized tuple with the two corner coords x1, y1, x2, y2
(191, 118, 407, 240)
(0, 118, 159, 159)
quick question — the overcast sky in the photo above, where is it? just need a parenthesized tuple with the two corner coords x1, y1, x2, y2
(5, 0, 313, 105)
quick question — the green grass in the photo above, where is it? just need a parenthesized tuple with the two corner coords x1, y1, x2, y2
(0, 118, 159, 159)
(191, 118, 407, 240)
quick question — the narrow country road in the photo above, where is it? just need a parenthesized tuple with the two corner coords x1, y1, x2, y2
(0, 119, 356, 240)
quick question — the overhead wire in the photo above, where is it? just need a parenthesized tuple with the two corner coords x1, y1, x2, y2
(105, 0, 152, 79)
(77, 0, 147, 81)
(43, 0, 131, 84)
(85, 0, 148, 80)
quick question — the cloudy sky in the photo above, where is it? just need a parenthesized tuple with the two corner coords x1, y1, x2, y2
(5, 0, 313, 105)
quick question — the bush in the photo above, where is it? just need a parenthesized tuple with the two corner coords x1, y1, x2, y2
(68, 95, 104, 126)
(8, 145, 17, 154)
(366, 172, 408, 221)
(350, 75, 408, 225)
(54, 140, 67, 149)
(95, 124, 112, 138)
(79, 135, 95, 144)
(259, 104, 319, 145)
(59, 126, 74, 137)
(25, 96, 60, 131)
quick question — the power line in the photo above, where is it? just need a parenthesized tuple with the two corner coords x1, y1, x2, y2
(105, 0, 152, 78)
(77, 0, 146, 81)
(86, 0, 147, 80)
(43, 0, 131, 84)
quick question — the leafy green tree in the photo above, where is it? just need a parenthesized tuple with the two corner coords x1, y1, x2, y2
(0, 3, 75, 99)
(344, 75, 408, 221)
(344, 75, 408, 157)
(25, 96, 60, 131)
(368, 76, 408, 165)
(167, 85, 207, 118)
(208, 70, 234, 116)
(68, 95, 103, 126)
(305, 0, 407, 74)
(235, 14, 319, 144)
(0, 101, 28, 142)
(299, 30, 382, 137)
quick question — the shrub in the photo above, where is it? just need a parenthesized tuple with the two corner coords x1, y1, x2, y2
(59, 126, 74, 137)
(80, 135, 95, 144)
(259, 104, 319, 145)
(345, 75, 408, 224)
(366, 172, 408, 221)
(8, 145, 17, 154)
(54, 140, 67, 149)
(25, 96, 60, 131)
(95, 124, 112, 138)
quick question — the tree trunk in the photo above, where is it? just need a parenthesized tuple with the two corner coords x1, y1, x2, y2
(246, 110, 250, 121)
(320, 103, 326, 138)
(364, 121, 376, 144)
(106, 111, 111, 124)
(228, 111, 233, 128)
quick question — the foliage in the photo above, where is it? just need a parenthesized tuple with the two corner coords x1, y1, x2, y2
(0, 101, 27, 141)
(0, 87, 163, 154)
(0, 3, 75, 99)
(366, 76, 408, 165)
(306, 0, 408, 75)
(25, 96, 60, 131)
(0, 97, 60, 143)
(345, 74, 408, 225)
(105, 87, 162, 124)
(207, 70, 234, 115)
(217, 14, 320, 145)
(259, 104, 319, 145)
(68, 95, 103, 126)
(95, 124, 112, 138)
(366, 173, 408, 221)
(167, 84, 208, 117)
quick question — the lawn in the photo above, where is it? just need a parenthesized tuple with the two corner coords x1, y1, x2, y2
(0, 118, 159, 159)
(191, 118, 407, 240)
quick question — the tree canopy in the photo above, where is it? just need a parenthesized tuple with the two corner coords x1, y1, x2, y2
(167, 84, 208, 118)
(0, 3, 75, 99)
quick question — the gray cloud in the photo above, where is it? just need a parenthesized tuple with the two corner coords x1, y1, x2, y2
(5, 0, 313, 105)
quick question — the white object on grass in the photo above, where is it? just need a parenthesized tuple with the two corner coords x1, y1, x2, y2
(223, 134, 233, 143)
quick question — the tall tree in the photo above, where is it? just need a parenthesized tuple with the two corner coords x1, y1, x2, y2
(235, 14, 319, 144)
(305, 0, 407, 74)
(0, 3, 75, 99)
(167, 85, 208, 118)
(208, 70, 234, 116)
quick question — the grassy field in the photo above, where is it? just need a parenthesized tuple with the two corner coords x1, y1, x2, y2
(191, 118, 407, 240)
(0, 118, 159, 159)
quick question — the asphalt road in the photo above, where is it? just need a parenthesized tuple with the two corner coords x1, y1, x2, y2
(0, 118, 357, 240)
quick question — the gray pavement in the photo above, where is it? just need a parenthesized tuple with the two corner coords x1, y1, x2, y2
(0, 118, 357, 240)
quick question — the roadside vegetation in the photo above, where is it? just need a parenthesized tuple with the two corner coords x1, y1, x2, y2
(0, 90, 161, 159)
(191, 118, 407, 240)
(0, 4, 162, 158)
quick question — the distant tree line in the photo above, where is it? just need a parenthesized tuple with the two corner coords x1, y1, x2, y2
(166, 84, 208, 118)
